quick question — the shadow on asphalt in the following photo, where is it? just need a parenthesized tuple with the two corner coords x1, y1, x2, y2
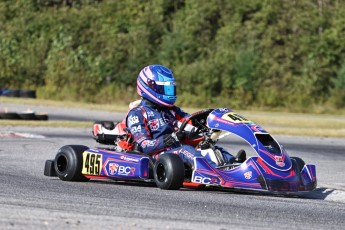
(298, 187, 342, 201)
(86, 179, 342, 202)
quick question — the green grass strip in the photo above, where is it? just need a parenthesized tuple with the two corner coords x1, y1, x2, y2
(1, 97, 344, 138)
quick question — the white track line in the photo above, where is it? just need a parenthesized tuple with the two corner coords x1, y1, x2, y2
(0, 131, 45, 139)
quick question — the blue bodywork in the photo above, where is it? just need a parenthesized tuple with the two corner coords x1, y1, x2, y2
(82, 108, 317, 193)
(191, 108, 316, 192)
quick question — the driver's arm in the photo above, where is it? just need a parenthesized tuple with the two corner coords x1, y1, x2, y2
(170, 106, 201, 145)
(126, 108, 167, 156)
(172, 106, 190, 120)
(171, 106, 191, 130)
(174, 108, 213, 146)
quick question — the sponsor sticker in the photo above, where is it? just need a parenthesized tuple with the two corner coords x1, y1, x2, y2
(136, 136, 146, 143)
(109, 163, 119, 175)
(194, 175, 212, 184)
(105, 160, 136, 177)
(130, 125, 142, 134)
(117, 166, 136, 176)
(141, 140, 157, 148)
(181, 149, 194, 159)
(128, 115, 139, 126)
(149, 119, 160, 131)
(219, 108, 230, 113)
(120, 155, 140, 162)
(244, 171, 252, 179)
(274, 155, 285, 167)
(147, 111, 155, 117)
(193, 176, 219, 184)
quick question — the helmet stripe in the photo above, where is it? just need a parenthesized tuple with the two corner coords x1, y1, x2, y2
(139, 71, 148, 84)
(144, 66, 154, 79)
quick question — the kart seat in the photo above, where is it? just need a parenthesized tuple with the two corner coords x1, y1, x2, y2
(92, 100, 142, 148)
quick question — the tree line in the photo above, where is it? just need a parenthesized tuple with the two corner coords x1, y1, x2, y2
(1, 0, 344, 112)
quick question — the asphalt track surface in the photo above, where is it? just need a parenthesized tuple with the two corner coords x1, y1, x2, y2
(1, 103, 345, 229)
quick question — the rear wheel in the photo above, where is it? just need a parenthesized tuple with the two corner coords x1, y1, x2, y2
(54, 145, 90, 182)
(154, 154, 185, 190)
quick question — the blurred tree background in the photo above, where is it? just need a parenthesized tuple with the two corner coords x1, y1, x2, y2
(0, 0, 344, 112)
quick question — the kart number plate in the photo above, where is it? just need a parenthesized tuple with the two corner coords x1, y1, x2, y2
(82, 152, 102, 175)
(222, 112, 251, 124)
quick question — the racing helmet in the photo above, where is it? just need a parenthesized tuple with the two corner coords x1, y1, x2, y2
(137, 64, 177, 107)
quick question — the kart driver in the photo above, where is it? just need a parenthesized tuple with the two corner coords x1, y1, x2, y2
(126, 64, 246, 168)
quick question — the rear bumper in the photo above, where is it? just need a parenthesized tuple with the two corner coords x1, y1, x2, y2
(44, 160, 57, 177)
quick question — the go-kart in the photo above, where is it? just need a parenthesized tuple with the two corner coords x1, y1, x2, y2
(44, 108, 317, 193)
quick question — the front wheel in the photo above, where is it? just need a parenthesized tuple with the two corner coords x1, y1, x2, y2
(153, 154, 185, 190)
(54, 145, 90, 182)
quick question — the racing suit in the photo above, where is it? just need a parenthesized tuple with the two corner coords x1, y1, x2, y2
(126, 99, 234, 167)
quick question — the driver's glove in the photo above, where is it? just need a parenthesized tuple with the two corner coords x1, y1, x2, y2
(163, 131, 185, 146)
(175, 130, 186, 141)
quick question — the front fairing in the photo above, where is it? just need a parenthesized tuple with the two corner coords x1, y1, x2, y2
(192, 157, 317, 193)
(207, 108, 292, 171)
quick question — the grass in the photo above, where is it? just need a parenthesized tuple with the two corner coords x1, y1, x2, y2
(0, 97, 129, 112)
(1, 97, 345, 138)
(267, 127, 345, 138)
(237, 112, 345, 138)
(241, 113, 345, 130)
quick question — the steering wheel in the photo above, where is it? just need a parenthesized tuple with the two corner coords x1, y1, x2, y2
(177, 109, 214, 137)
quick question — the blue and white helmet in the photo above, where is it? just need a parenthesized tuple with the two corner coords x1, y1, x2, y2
(137, 64, 177, 107)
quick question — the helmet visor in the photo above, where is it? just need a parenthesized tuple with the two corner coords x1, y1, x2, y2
(148, 79, 176, 96)
(161, 84, 176, 96)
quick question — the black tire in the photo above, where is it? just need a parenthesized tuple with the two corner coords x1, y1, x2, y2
(0, 112, 21, 120)
(19, 89, 36, 98)
(35, 113, 49, 120)
(18, 112, 38, 120)
(54, 145, 90, 182)
(153, 154, 185, 190)
(291, 157, 305, 172)
(5, 89, 20, 97)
